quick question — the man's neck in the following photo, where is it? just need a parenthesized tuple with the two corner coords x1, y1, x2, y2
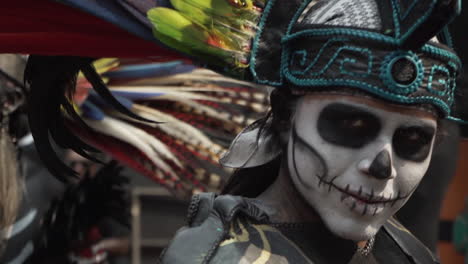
(255, 158, 320, 223)
(255, 158, 371, 248)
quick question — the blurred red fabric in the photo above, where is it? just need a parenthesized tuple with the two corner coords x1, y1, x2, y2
(0, 0, 179, 58)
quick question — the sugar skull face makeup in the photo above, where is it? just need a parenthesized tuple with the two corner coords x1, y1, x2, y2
(287, 94, 437, 241)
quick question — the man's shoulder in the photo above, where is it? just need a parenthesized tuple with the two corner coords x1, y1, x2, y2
(159, 193, 270, 264)
(383, 218, 440, 264)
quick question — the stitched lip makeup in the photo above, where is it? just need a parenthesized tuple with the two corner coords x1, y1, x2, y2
(333, 184, 404, 216)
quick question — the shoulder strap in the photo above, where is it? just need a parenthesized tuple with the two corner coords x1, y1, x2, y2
(383, 218, 440, 264)
(161, 193, 269, 264)
(187, 192, 217, 227)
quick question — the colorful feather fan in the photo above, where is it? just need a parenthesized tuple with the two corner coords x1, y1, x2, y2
(19, 0, 270, 189)
(70, 58, 269, 198)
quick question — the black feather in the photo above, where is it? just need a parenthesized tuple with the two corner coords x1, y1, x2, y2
(60, 101, 102, 154)
(25, 56, 96, 182)
(25, 56, 158, 183)
(81, 64, 157, 124)
(401, 0, 461, 50)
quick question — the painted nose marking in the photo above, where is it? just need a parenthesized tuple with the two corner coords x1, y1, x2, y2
(369, 150, 392, 179)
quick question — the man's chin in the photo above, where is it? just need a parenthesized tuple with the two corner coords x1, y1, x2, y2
(322, 215, 382, 242)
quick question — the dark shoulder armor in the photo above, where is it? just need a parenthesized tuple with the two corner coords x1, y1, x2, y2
(384, 218, 440, 264)
(186, 192, 217, 227)
(159, 193, 269, 264)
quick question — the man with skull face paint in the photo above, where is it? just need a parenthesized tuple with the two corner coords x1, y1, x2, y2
(0, 0, 463, 263)
(159, 0, 466, 263)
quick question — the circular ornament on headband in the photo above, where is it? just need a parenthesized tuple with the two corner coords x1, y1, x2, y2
(380, 51, 424, 95)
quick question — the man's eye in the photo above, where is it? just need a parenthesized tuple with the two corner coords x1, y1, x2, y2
(397, 128, 431, 144)
(393, 126, 435, 162)
(407, 132, 420, 141)
(318, 104, 381, 148)
(344, 118, 366, 129)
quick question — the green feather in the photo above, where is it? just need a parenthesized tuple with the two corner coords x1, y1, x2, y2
(147, 8, 240, 65)
(147, 0, 263, 76)
(170, 0, 259, 32)
(170, 0, 259, 46)
(170, 0, 259, 18)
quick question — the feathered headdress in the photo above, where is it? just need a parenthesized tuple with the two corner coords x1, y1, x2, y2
(0, 0, 463, 182)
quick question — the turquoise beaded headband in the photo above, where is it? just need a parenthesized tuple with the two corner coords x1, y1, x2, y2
(281, 36, 460, 117)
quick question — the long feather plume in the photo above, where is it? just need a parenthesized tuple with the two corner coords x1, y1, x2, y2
(25, 56, 97, 182)
(68, 58, 269, 197)
(24, 56, 159, 183)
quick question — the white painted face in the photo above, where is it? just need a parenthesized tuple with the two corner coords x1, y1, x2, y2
(287, 94, 437, 241)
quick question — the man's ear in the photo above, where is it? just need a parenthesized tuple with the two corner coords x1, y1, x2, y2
(274, 111, 293, 145)
(270, 89, 296, 146)
(278, 126, 291, 146)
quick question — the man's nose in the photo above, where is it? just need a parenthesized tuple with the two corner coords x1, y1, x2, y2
(368, 149, 395, 179)
(358, 149, 396, 180)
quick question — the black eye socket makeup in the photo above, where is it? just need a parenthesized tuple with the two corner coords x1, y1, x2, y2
(317, 103, 381, 148)
(392, 126, 435, 162)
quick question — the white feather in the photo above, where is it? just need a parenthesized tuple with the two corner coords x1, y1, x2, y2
(83, 116, 181, 179)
